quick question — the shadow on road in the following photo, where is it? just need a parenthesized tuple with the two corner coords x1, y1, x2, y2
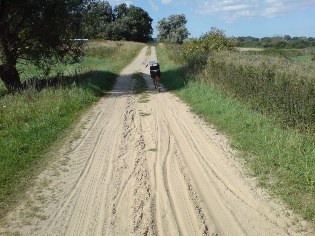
(0, 65, 189, 98)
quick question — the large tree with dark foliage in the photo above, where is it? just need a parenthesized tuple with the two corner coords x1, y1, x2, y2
(82, 2, 153, 42)
(0, 0, 87, 92)
(82, 0, 112, 39)
(113, 3, 128, 20)
(126, 6, 153, 42)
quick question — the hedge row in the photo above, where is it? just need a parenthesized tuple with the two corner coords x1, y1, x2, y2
(198, 51, 315, 131)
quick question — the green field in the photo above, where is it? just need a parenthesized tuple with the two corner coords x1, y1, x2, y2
(0, 40, 144, 218)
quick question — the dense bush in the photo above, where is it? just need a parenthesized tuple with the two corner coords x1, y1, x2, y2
(200, 52, 315, 131)
(181, 28, 234, 71)
(181, 39, 209, 70)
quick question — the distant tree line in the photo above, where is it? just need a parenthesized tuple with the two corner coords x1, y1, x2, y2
(235, 36, 315, 49)
(81, 0, 153, 42)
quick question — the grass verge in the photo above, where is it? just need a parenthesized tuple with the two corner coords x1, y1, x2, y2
(0, 40, 144, 218)
(156, 44, 315, 225)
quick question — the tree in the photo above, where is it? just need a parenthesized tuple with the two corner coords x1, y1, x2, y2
(0, 0, 87, 92)
(106, 18, 130, 40)
(157, 14, 189, 44)
(82, 0, 112, 39)
(81, 3, 152, 42)
(106, 4, 152, 42)
(124, 6, 153, 42)
(113, 3, 128, 20)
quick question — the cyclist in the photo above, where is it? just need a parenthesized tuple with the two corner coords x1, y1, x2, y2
(145, 61, 161, 90)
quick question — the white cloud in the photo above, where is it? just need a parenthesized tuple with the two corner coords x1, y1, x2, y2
(195, 0, 315, 20)
(149, 0, 159, 12)
(106, 0, 135, 6)
(160, 0, 173, 4)
(222, 4, 249, 11)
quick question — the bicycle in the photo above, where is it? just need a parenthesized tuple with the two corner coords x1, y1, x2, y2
(153, 75, 161, 92)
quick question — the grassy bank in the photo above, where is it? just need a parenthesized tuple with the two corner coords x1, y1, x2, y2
(202, 51, 315, 132)
(0, 40, 144, 217)
(156, 44, 315, 224)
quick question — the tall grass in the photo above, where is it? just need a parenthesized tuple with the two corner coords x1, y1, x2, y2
(0, 40, 144, 217)
(156, 44, 315, 225)
(202, 51, 315, 131)
(254, 48, 305, 58)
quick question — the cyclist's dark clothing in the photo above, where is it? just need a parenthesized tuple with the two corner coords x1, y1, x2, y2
(150, 63, 160, 78)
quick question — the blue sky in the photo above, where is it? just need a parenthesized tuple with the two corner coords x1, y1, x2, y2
(107, 0, 315, 38)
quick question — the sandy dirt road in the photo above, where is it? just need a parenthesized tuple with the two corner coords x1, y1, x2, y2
(0, 46, 312, 236)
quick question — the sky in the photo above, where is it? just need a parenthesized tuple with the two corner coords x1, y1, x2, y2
(106, 0, 315, 38)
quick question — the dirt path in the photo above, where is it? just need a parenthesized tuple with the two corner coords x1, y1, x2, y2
(0, 46, 312, 236)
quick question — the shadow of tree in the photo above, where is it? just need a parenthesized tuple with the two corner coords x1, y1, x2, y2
(0, 70, 118, 98)
(73, 70, 117, 96)
(0, 65, 190, 98)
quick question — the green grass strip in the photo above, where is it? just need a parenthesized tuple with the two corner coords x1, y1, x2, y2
(156, 44, 315, 224)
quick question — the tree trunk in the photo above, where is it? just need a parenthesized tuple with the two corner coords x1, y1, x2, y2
(0, 64, 22, 93)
